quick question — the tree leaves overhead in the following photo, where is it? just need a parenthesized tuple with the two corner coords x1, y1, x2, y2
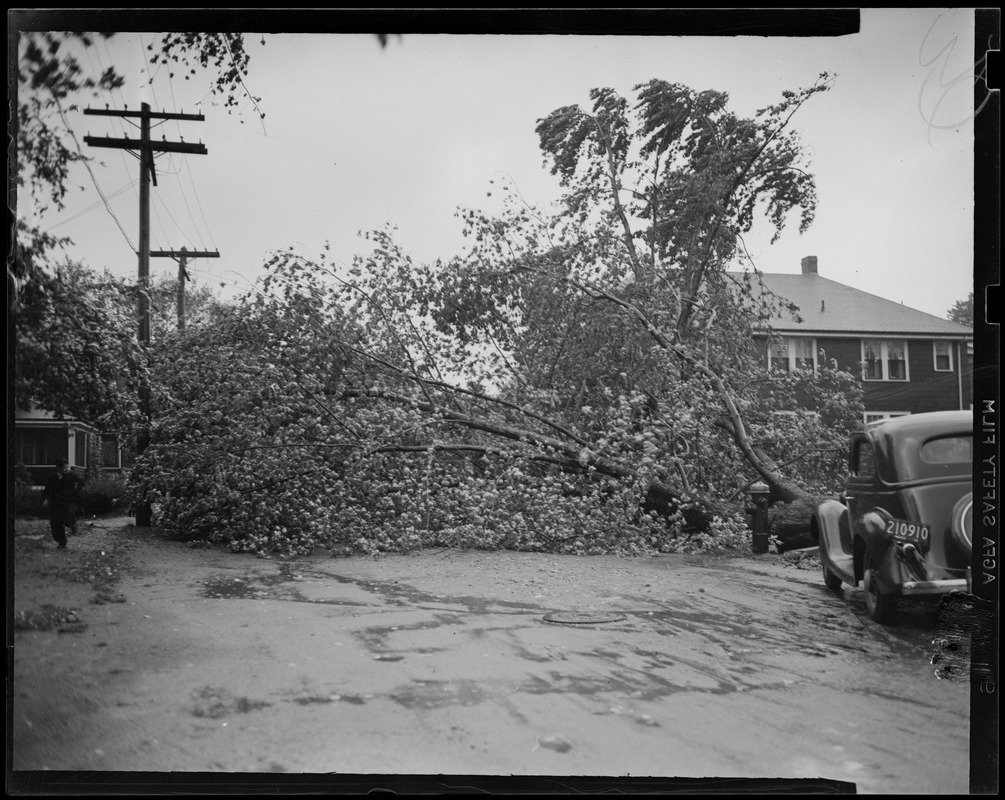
(433, 76, 845, 505)
(17, 33, 124, 216)
(14, 257, 140, 427)
(634, 81, 694, 147)
(535, 73, 834, 304)
(946, 292, 974, 327)
(147, 33, 264, 118)
(16, 31, 266, 228)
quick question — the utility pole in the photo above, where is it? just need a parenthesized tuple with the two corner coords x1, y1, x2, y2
(84, 103, 207, 527)
(150, 247, 219, 331)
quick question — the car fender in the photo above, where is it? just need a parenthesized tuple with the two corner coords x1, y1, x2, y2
(813, 499, 855, 585)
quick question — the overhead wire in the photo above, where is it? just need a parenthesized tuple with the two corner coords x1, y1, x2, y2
(178, 156, 215, 254)
(95, 36, 141, 207)
(42, 51, 137, 254)
(139, 36, 174, 256)
(48, 180, 138, 228)
(151, 190, 194, 249)
(48, 33, 224, 291)
(14, 32, 229, 306)
(74, 34, 144, 283)
(140, 31, 219, 269)
(184, 158, 216, 249)
(169, 44, 220, 263)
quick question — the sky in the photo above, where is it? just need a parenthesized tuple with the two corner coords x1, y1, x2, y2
(20, 9, 981, 319)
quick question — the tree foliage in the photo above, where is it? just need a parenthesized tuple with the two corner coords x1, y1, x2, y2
(16, 33, 125, 218)
(138, 250, 754, 557)
(12, 255, 222, 429)
(146, 273, 227, 340)
(15, 31, 263, 215)
(18, 57, 857, 555)
(947, 292, 974, 327)
(429, 75, 847, 502)
(13, 31, 263, 424)
(147, 33, 265, 119)
(133, 74, 861, 556)
(13, 257, 140, 426)
(534, 77, 830, 336)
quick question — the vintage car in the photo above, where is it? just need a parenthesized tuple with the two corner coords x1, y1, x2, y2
(811, 410, 972, 623)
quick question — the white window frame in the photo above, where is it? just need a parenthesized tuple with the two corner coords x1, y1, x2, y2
(770, 410, 820, 419)
(72, 429, 88, 470)
(100, 434, 124, 471)
(933, 340, 954, 372)
(864, 411, 911, 425)
(862, 339, 910, 382)
(768, 336, 818, 372)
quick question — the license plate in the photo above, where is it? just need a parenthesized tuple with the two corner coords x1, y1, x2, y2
(885, 518, 931, 544)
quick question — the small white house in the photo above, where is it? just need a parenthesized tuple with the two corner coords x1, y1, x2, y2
(14, 405, 126, 484)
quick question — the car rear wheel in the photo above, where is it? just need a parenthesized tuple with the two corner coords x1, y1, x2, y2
(863, 547, 897, 624)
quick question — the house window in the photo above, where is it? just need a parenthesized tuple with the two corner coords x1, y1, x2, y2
(769, 337, 817, 372)
(770, 410, 820, 420)
(15, 428, 67, 466)
(100, 435, 123, 470)
(933, 341, 954, 372)
(862, 339, 909, 381)
(74, 431, 88, 468)
(864, 411, 910, 424)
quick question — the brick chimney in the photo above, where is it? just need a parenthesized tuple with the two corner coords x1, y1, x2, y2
(801, 255, 818, 275)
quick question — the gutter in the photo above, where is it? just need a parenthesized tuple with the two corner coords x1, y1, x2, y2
(958, 338, 969, 410)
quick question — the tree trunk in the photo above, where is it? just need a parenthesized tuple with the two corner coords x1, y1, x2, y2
(642, 479, 711, 531)
(751, 447, 808, 503)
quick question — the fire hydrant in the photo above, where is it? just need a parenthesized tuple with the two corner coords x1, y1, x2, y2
(747, 481, 770, 555)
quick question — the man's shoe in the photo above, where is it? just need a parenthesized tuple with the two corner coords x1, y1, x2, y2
(57, 543, 67, 549)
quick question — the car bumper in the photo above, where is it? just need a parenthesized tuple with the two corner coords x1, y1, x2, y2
(894, 543, 971, 596)
(900, 578, 969, 596)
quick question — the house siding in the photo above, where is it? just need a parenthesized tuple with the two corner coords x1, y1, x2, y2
(742, 263, 973, 420)
(14, 406, 129, 484)
(756, 335, 970, 416)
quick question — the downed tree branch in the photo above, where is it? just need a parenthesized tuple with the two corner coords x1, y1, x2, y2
(512, 265, 807, 503)
(342, 387, 708, 527)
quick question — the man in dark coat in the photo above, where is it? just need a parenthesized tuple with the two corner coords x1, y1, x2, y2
(43, 458, 83, 549)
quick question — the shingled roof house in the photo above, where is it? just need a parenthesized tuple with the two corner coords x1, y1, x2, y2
(14, 405, 131, 485)
(748, 256, 973, 423)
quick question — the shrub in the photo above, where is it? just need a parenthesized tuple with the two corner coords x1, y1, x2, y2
(14, 482, 45, 518)
(768, 494, 827, 552)
(80, 472, 131, 516)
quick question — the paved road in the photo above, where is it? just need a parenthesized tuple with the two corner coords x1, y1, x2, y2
(12, 525, 971, 793)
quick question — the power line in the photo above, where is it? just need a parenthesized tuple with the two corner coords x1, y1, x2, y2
(48, 180, 137, 229)
(135, 33, 219, 260)
(53, 98, 136, 251)
(151, 188, 193, 252)
(184, 158, 216, 249)
(84, 102, 209, 527)
(95, 36, 141, 204)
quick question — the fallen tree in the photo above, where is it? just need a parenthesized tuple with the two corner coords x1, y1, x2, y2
(136, 74, 863, 556)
